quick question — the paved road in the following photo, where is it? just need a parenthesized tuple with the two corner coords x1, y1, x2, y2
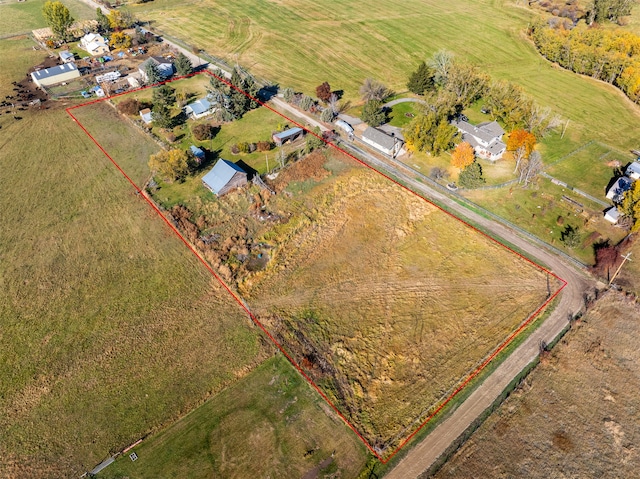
(383, 97, 427, 108)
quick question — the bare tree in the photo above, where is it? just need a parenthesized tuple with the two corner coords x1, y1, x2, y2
(518, 151, 543, 186)
(428, 50, 454, 86)
(359, 78, 390, 102)
(329, 93, 340, 114)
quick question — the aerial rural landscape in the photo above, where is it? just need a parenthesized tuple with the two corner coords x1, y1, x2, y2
(0, 0, 639, 478)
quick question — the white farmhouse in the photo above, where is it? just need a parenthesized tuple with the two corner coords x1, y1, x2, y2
(452, 119, 506, 161)
(362, 126, 403, 157)
(80, 33, 109, 56)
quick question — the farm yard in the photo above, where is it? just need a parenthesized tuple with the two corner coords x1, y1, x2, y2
(74, 89, 561, 456)
(434, 291, 640, 479)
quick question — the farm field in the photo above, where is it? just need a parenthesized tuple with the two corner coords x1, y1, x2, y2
(97, 355, 368, 479)
(0, 0, 95, 36)
(76, 92, 561, 456)
(0, 40, 270, 477)
(131, 0, 640, 151)
(434, 291, 640, 479)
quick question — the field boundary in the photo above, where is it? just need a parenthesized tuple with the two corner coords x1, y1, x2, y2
(66, 70, 566, 463)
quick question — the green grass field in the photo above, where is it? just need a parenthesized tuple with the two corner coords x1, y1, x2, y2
(132, 0, 640, 152)
(0, 0, 95, 36)
(98, 355, 368, 479)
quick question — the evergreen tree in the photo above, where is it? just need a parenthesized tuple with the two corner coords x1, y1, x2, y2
(96, 7, 110, 32)
(145, 62, 162, 85)
(151, 102, 172, 128)
(407, 61, 435, 95)
(458, 161, 485, 188)
(361, 99, 386, 127)
(174, 52, 193, 76)
(152, 84, 176, 107)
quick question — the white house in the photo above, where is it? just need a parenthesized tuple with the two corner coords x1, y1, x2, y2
(59, 50, 75, 63)
(361, 126, 403, 157)
(31, 63, 80, 88)
(606, 176, 634, 203)
(604, 206, 621, 224)
(80, 33, 109, 56)
(452, 119, 506, 161)
(625, 161, 640, 180)
(184, 98, 214, 119)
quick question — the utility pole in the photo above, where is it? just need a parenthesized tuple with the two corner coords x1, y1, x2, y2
(609, 252, 632, 286)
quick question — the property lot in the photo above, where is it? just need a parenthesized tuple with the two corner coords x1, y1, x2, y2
(435, 291, 640, 478)
(73, 83, 561, 457)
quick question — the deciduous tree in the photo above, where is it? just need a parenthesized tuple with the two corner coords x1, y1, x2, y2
(148, 149, 191, 181)
(316, 82, 332, 102)
(428, 50, 454, 87)
(451, 142, 475, 169)
(507, 128, 536, 174)
(621, 180, 640, 231)
(109, 31, 131, 49)
(360, 78, 390, 102)
(96, 7, 110, 32)
(42, 1, 74, 40)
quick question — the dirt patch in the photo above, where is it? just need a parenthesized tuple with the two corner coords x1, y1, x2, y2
(268, 150, 331, 193)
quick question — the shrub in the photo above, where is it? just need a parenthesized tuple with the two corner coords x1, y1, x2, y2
(230, 144, 240, 155)
(166, 132, 177, 143)
(192, 123, 215, 141)
(257, 141, 273, 152)
(299, 95, 314, 111)
(238, 142, 250, 153)
(118, 98, 139, 115)
(320, 108, 335, 123)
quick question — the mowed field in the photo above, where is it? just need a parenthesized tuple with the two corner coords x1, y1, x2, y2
(98, 355, 368, 479)
(0, 0, 95, 36)
(0, 40, 270, 477)
(434, 291, 640, 478)
(132, 0, 640, 150)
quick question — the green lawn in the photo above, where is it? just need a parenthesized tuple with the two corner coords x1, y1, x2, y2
(0, 0, 95, 36)
(98, 355, 368, 479)
(387, 101, 416, 127)
(545, 142, 634, 199)
(464, 177, 628, 264)
(130, 0, 640, 152)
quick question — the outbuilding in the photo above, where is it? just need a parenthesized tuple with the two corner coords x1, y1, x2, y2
(139, 108, 153, 124)
(202, 159, 247, 196)
(604, 206, 621, 224)
(626, 161, 640, 181)
(335, 119, 354, 135)
(272, 127, 304, 146)
(31, 63, 80, 88)
(185, 98, 214, 119)
(361, 126, 403, 157)
(59, 50, 75, 63)
(190, 145, 206, 164)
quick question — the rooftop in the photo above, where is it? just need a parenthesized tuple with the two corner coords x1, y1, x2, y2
(186, 98, 212, 116)
(202, 160, 246, 195)
(32, 63, 78, 80)
(273, 127, 304, 140)
(362, 126, 397, 151)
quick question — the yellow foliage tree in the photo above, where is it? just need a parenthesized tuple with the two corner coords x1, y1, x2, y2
(451, 142, 475, 169)
(148, 149, 190, 181)
(109, 31, 131, 50)
(621, 180, 640, 232)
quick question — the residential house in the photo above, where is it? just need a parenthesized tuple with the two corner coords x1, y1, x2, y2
(361, 126, 403, 157)
(604, 206, 621, 224)
(452, 119, 506, 161)
(31, 63, 80, 88)
(80, 33, 109, 56)
(202, 160, 248, 196)
(139, 56, 175, 82)
(625, 161, 640, 181)
(606, 176, 634, 203)
(59, 51, 75, 63)
(272, 127, 304, 146)
(139, 108, 153, 124)
(184, 98, 214, 119)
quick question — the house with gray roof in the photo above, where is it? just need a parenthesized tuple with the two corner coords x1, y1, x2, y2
(31, 63, 80, 88)
(185, 98, 214, 119)
(139, 56, 174, 82)
(606, 176, 634, 203)
(361, 126, 403, 157)
(80, 33, 109, 56)
(625, 161, 640, 181)
(452, 119, 506, 161)
(202, 160, 247, 196)
(604, 206, 621, 224)
(59, 50, 75, 63)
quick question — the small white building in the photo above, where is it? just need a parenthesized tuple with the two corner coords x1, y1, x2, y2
(31, 63, 81, 88)
(80, 33, 109, 56)
(604, 206, 621, 224)
(361, 126, 403, 157)
(139, 108, 153, 124)
(452, 119, 506, 161)
(184, 98, 214, 119)
(335, 119, 354, 135)
(625, 161, 640, 181)
(59, 51, 75, 63)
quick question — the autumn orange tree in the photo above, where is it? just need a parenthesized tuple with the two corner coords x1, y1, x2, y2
(507, 129, 536, 173)
(148, 149, 191, 181)
(451, 142, 475, 169)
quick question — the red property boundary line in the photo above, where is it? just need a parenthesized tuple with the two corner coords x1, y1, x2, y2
(66, 70, 567, 463)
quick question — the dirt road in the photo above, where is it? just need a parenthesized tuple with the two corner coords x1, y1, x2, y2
(336, 142, 592, 478)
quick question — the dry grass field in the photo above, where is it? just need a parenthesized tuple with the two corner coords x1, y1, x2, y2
(76, 94, 559, 457)
(245, 152, 558, 453)
(434, 291, 640, 479)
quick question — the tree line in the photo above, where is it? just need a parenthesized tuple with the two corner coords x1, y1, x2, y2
(529, 22, 640, 102)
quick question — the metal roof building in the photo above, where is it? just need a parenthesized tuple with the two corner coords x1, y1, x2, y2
(202, 160, 247, 196)
(31, 63, 80, 88)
